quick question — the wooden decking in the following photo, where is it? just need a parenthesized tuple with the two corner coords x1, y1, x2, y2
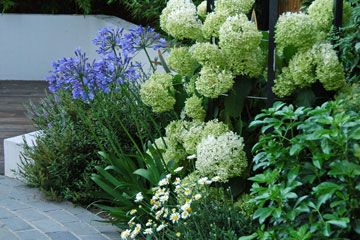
(0, 81, 48, 175)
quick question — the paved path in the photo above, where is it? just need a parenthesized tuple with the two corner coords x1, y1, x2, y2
(0, 176, 120, 240)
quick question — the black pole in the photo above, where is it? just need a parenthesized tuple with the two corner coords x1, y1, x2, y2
(266, 0, 277, 108)
(206, 0, 215, 120)
(206, 0, 215, 13)
(333, 0, 343, 30)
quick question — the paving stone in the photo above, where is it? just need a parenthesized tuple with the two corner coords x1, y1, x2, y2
(14, 208, 48, 221)
(79, 234, 109, 240)
(0, 217, 33, 231)
(0, 178, 24, 187)
(47, 231, 79, 240)
(0, 207, 15, 219)
(63, 222, 99, 235)
(27, 201, 63, 212)
(0, 199, 31, 210)
(0, 226, 19, 240)
(47, 210, 78, 223)
(32, 219, 66, 233)
(16, 229, 49, 240)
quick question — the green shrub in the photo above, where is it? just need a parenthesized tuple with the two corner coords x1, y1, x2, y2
(243, 101, 360, 239)
(19, 86, 169, 204)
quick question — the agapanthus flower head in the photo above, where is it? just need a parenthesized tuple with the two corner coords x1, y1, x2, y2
(166, 46, 197, 76)
(184, 95, 206, 121)
(48, 26, 142, 101)
(275, 12, 319, 55)
(124, 25, 167, 52)
(140, 72, 176, 112)
(196, 65, 234, 98)
(196, 131, 248, 182)
(308, 0, 352, 33)
(93, 26, 127, 55)
(215, 0, 255, 16)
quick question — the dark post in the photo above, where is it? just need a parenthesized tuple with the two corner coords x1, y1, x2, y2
(206, 0, 215, 13)
(206, 0, 215, 120)
(333, 0, 343, 30)
(266, 0, 278, 108)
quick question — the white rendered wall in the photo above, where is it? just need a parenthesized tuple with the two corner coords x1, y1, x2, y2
(0, 14, 159, 81)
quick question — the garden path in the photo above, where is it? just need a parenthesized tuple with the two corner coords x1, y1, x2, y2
(0, 81, 48, 175)
(0, 175, 120, 240)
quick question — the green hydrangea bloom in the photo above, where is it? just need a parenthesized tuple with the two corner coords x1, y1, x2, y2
(165, 120, 190, 145)
(313, 43, 346, 91)
(219, 14, 264, 77)
(196, 131, 248, 182)
(214, 0, 255, 16)
(197, 1, 207, 19)
(189, 42, 226, 68)
(202, 10, 230, 39)
(224, 46, 264, 77)
(196, 65, 234, 98)
(185, 95, 206, 121)
(219, 14, 262, 53)
(273, 43, 346, 97)
(288, 49, 317, 88)
(182, 121, 205, 154)
(185, 74, 198, 95)
(275, 12, 320, 55)
(308, 0, 352, 33)
(273, 67, 296, 98)
(140, 72, 175, 113)
(167, 47, 197, 76)
(160, 0, 202, 40)
(163, 144, 187, 165)
(202, 119, 230, 138)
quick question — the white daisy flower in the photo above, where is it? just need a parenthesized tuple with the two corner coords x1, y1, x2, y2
(166, 173, 172, 179)
(173, 177, 181, 185)
(170, 212, 180, 223)
(181, 203, 191, 212)
(163, 208, 169, 218)
(194, 194, 201, 200)
(212, 176, 221, 182)
(160, 194, 169, 203)
(175, 185, 181, 193)
(174, 167, 184, 172)
(184, 188, 191, 196)
(134, 192, 143, 202)
(143, 228, 153, 235)
(121, 229, 131, 239)
(181, 211, 190, 219)
(205, 180, 212, 185)
(198, 177, 208, 185)
(146, 219, 153, 227)
(129, 209, 137, 215)
(158, 178, 169, 186)
(156, 224, 167, 232)
(187, 154, 196, 160)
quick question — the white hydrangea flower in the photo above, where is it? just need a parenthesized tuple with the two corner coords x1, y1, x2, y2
(308, 0, 352, 33)
(275, 12, 319, 55)
(215, 0, 255, 16)
(197, 1, 208, 18)
(160, 0, 202, 40)
(196, 131, 248, 181)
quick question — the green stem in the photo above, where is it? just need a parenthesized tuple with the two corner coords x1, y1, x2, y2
(144, 47, 156, 73)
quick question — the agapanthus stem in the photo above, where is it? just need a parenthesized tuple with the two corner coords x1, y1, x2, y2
(144, 47, 156, 73)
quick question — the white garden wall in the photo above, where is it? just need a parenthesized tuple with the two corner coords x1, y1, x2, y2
(0, 14, 159, 81)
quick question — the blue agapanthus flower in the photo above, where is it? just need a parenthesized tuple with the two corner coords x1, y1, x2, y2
(47, 26, 165, 101)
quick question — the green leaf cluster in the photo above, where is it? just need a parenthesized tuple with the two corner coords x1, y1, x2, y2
(245, 101, 360, 239)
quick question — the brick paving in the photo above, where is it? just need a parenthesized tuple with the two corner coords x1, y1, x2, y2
(0, 175, 120, 240)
